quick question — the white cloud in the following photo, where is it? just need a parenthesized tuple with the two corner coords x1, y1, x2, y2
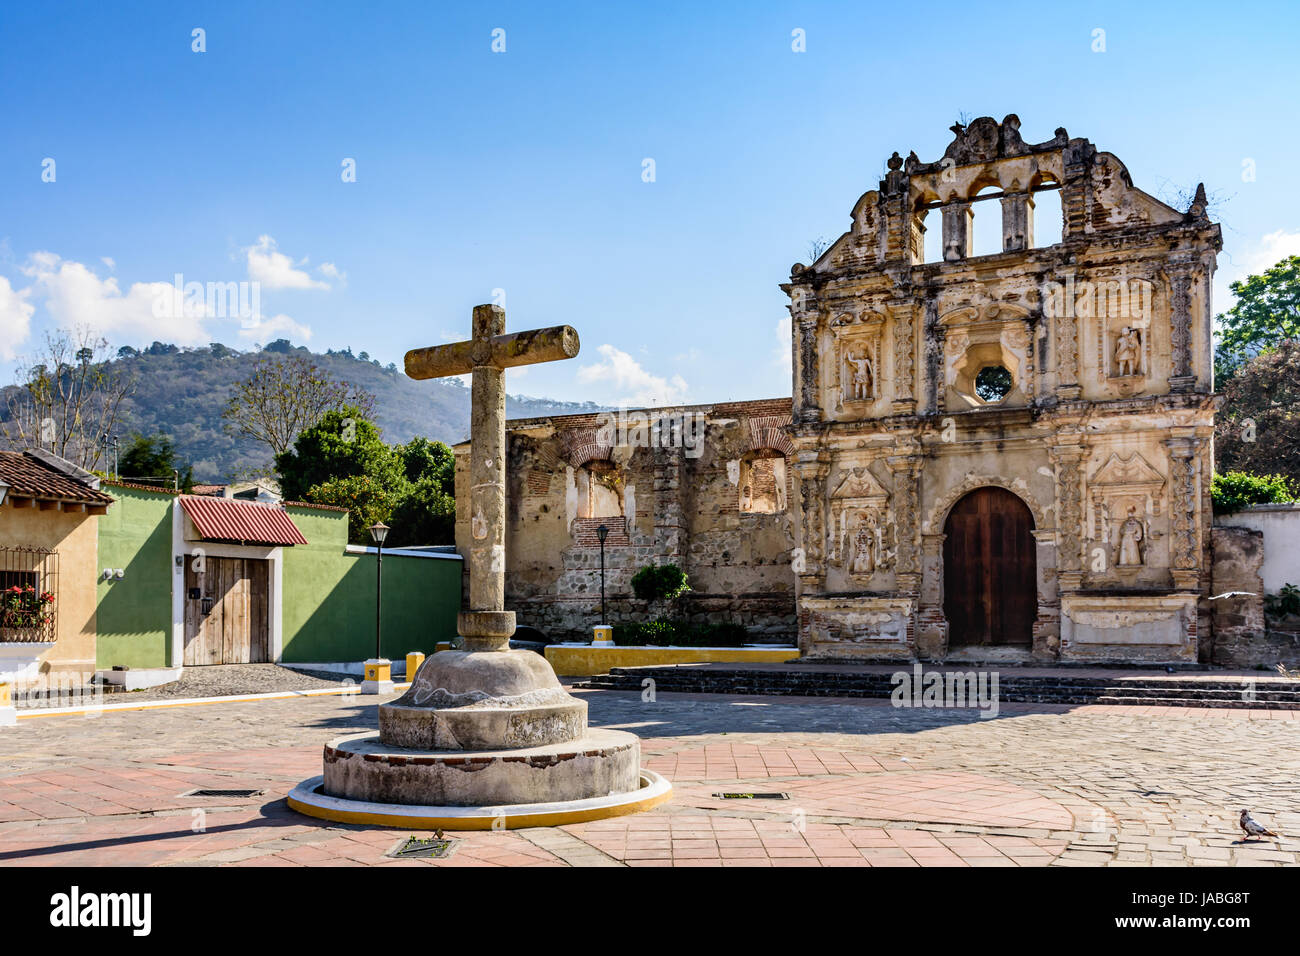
(772, 315, 791, 378)
(238, 312, 312, 342)
(21, 252, 212, 346)
(1215, 229, 1300, 315)
(576, 344, 688, 407)
(318, 262, 345, 284)
(0, 276, 35, 360)
(100, 257, 115, 270)
(244, 235, 329, 290)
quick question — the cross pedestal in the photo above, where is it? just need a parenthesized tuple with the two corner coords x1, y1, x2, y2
(295, 305, 668, 824)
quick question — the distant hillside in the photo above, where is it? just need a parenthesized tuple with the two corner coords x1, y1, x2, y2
(2, 340, 607, 483)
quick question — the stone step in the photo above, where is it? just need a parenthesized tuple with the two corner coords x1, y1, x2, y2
(573, 667, 1300, 710)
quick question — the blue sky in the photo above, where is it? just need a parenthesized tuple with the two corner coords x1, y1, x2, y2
(2, 0, 1298, 407)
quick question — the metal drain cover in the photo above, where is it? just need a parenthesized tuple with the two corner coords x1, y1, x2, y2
(181, 788, 266, 798)
(713, 792, 790, 800)
(386, 835, 459, 860)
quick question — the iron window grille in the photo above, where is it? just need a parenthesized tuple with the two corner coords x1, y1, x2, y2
(0, 546, 58, 643)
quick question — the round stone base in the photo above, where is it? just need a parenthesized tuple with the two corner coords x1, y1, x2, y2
(380, 648, 586, 750)
(289, 769, 671, 830)
(321, 728, 641, 807)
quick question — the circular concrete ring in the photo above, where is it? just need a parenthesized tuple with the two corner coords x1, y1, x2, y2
(287, 770, 672, 830)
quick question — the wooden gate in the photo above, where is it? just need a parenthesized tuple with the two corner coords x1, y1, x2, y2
(942, 487, 1036, 646)
(183, 557, 269, 665)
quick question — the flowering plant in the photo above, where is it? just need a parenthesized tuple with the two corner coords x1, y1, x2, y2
(1, 585, 55, 630)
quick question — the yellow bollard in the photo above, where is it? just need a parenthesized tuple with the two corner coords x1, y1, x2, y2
(361, 658, 394, 695)
(406, 652, 426, 682)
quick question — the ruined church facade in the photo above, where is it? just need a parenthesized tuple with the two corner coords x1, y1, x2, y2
(784, 116, 1220, 662)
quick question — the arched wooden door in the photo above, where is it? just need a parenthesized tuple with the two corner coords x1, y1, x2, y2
(943, 487, 1036, 646)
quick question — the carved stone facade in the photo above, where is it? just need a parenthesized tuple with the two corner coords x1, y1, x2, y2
(783, 116, 1221, 663)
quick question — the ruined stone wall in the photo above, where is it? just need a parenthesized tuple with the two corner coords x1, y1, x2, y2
(455, 399, 798, 642)
(1210, 524, 1300, 669)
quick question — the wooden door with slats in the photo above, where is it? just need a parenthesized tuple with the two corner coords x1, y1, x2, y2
(183, 557, 269, 664)
(942, 487, 1036, 646)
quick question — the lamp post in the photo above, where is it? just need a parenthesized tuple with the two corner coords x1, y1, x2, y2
(592, 524, 614, 647)
(596, 524, 608, 623)
(361, 521, 392, 694)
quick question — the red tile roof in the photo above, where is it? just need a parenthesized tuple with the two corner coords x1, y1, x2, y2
(0, 451, 116, 505)
(178, 495, 308, 546)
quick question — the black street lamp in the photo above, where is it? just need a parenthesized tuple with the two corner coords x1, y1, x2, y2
(596, 523, 609, 624)
(369, 521, 390, 659)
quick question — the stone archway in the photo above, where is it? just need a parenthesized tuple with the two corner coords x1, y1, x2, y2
(943, 486, 1037, 646)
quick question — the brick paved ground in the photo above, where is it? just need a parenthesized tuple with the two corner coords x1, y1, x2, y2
(1, 687, 1297, 867)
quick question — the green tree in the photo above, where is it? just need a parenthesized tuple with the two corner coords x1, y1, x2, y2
(302, 474, 400, 544)
(119, 432, 194, 490)
(1215, 255, 1300, 382)
(397, 436, 455, 493)
(222, 353, 375, 459)
(387, 477, 455, 546)
(275, 406, 401, 502)
(1215, 339, 1300, 484)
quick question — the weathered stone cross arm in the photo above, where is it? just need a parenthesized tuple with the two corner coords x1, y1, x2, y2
(405, 321, 579, 379)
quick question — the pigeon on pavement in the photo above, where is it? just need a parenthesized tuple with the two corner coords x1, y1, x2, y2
(1240, 809, 1278, 841)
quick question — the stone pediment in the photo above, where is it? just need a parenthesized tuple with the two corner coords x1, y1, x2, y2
(1089, 453, 1164, 491)
(830, 467, 889, 504)
(939, 301, 1031, 328)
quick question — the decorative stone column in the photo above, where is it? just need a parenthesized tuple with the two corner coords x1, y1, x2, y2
(915, 532, 948, 660)
(1168, 265, 1196, 393)
(889, 300, 917, 415)
(887, 453, 923, 592)
(1053, 285, 1081, 401)
(941, 202, 972, 261)
(1001, 193, 1034, 252)
(1165, 435, 1202, 590)
(793, 453, 830, 588)
(793, 307, 822, 424)
(1030, 528, 1060, 660)
(1050, 444, 1087, 593)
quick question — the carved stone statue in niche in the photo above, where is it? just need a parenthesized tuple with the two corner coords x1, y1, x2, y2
(846, 352, 874, 401)
(828, 467, 893, 577)
(1115, 506, 1147, 567)
(1115, 326, 1141, 377)
(850, 522, 876, 575)
(843, 510, 892, 576)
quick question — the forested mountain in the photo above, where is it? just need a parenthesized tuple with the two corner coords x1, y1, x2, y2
(1, 340, 606, 483)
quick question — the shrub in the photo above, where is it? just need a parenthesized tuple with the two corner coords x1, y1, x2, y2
(629, 563, 691, 603)
(1211, 471, 1295, 514)
(1265, 583, 1300, 618)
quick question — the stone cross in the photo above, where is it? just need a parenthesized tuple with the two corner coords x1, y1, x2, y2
(405, 304, 579, 650)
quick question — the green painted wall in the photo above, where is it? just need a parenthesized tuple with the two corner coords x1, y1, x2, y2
(94, 494, 463, 667)
(281, 506, 463, 662)
(96, 486, 175, 669)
